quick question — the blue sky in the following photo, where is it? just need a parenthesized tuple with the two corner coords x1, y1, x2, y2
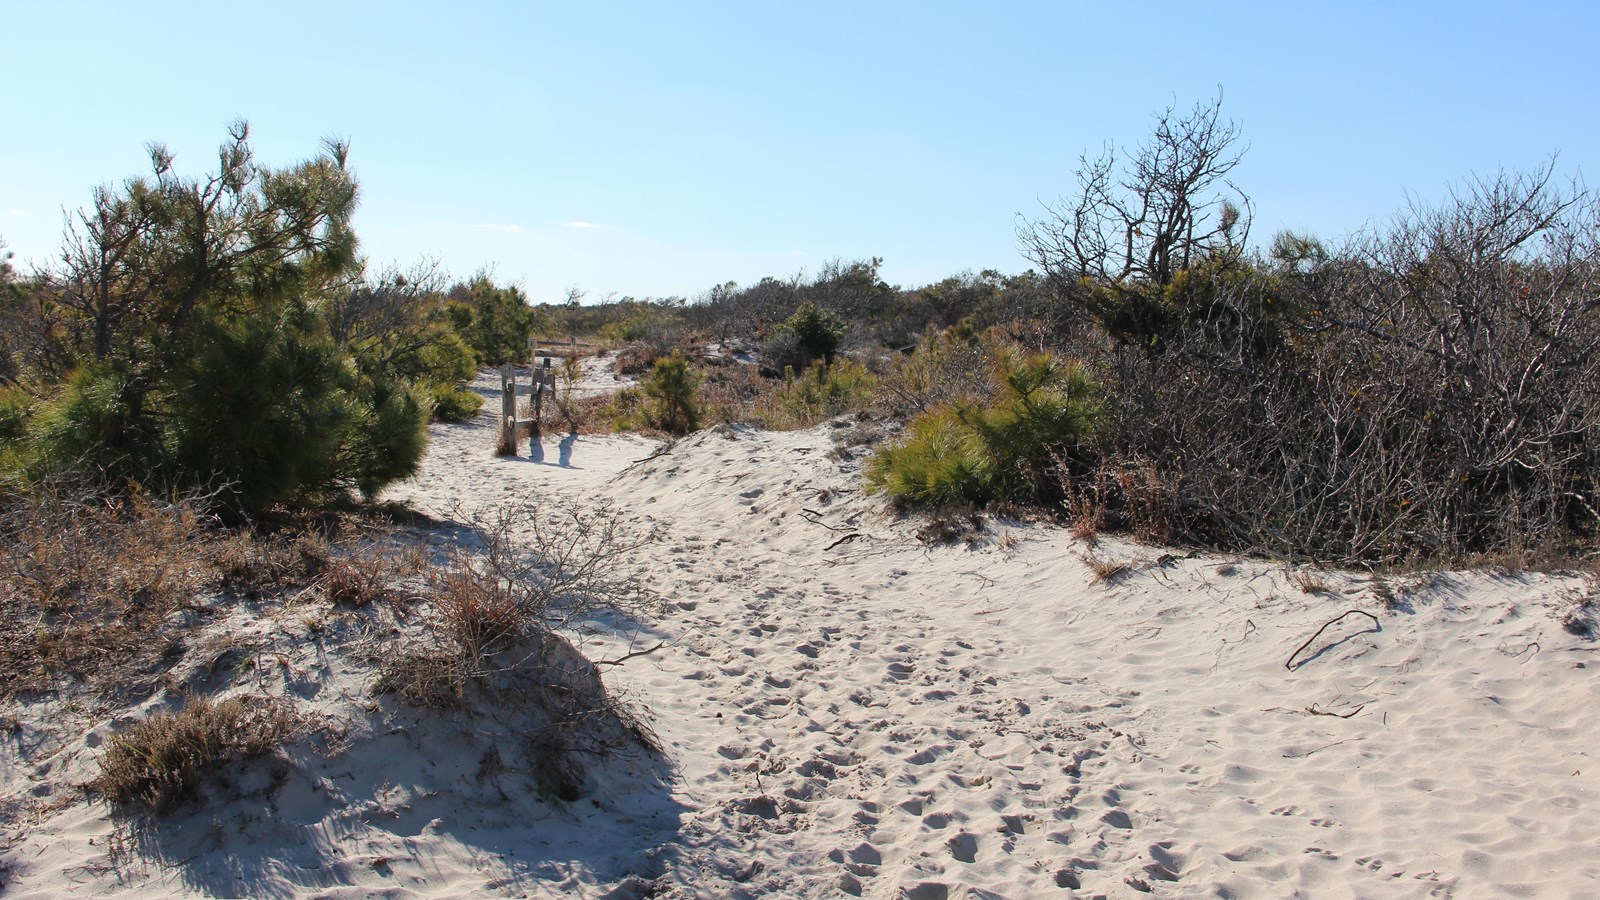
(3, 2, 1595, 302)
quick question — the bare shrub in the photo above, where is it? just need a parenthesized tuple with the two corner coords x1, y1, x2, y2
(449, 495, 653, 628)
(95, 695, 298, 813)
(430, 565, 523, 659)
(1057, 457, 1175, 545)
(323, 542, 420, 607)
(373, 497, 660, 798)
(700, 363, 781, 426)
(874, 326, 992, 417)
(1059, 165, 1600, 567)
(614, 342, 666, 377)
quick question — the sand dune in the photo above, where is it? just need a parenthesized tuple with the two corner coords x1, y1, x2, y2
(4, 371, 1597, 898)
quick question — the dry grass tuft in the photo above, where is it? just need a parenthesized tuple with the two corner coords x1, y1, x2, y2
(214, 530, 330, 599)
(95, 695, 299, 814)
(374, 649, 468, 709)
(1557, 578, 1598, 638)
(1083, 552, 1132, 583)
(1290, 569, 1336, 594)
(1070, 512, 1100, 547)
(430, 566, 523, 659)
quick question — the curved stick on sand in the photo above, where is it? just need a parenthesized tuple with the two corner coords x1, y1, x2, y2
(1286, 609, 1381, 671)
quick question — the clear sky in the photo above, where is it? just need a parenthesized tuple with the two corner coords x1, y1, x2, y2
(3, 2, 1595, 303)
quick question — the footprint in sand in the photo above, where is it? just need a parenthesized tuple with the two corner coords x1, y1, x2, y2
(1100, 809, 1133, 829)
(1144, 842, 1184, 881)
(946, 831, 979, 863)
(997, 813, 1031, 835)
(886, 661, 916, 682)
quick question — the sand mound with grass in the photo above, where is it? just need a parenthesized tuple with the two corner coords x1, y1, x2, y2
(4, 373, 1598, 897)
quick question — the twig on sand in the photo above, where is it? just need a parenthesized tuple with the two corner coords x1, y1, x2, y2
(616, 440, 675, 476)
(595, 641, 668, 668)
(1283, 739, 1355, 759)
(800, 508, 854, 533)
(1210, 619, 1258, 674)
(1286, 610, 1381, 671)
(824, 533, 863, 551)
(1306, 703, 1367, 719)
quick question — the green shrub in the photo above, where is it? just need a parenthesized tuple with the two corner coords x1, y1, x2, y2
(430, 383, 484, 422)
(766, 358, 876, 428)
(879, 325, 991, 415)
(865, 407, 989, 505)
(27, 310, 434, 515)
(27, 363, 162, 484)
(0, 384, 33, 488)
(779, 301, 845, 364)
(337, 375, 430, 499)
(867, 348, 1099, 507)
(448, 276, 541, 365)
(597, 385, 648, 432)
(165, 312, 354, 514)
(642, 352, 701, 435)
(0, 383, 31, 444)
(959, 351, 1100, 502)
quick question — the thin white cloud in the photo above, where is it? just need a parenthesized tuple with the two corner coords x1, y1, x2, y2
(8, 209, 23, 216)
(474, 223, 522, 233)
(564, 220, 604, 230)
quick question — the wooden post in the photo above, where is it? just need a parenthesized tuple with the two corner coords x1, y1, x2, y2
(533, 356, 549, 429)
(497, 365, 518, 455)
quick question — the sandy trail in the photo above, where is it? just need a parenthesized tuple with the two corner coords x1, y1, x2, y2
(4, 366, 1595, 899)
(383, 371, 1600, 898)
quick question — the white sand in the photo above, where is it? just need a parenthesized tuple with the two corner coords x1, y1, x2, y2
(4, 370, 1598, 898)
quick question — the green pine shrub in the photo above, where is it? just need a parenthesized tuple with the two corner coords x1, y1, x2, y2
(865, 406, 989, 505)
(165, 312, 354, 514)
(867, 348, 1099, 507)
(642, 352, 701, 435)
(429, 383, 484, 422)
(27, 363, 162, 485)
(765, 358, 876, 428)
(338, 375, 430, 499)
(774, 301, 846, 367)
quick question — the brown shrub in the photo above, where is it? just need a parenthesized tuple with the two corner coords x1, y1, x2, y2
(95, 695, 299, 813)
(0, 485, 218, 696)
